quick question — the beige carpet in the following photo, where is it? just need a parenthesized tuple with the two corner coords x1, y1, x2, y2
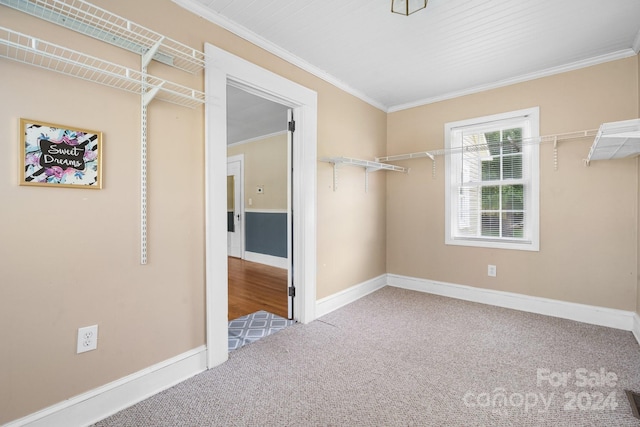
(94, 286, 640, 426)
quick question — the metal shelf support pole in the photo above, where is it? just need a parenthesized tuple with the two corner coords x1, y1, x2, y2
(140, 59, 149, 265)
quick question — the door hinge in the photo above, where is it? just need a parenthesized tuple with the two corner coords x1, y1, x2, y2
(288, 120, 295, 132)
(288, 286, 296, 297)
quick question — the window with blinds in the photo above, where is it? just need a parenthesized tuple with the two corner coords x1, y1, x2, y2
(445, 108, 540, 251)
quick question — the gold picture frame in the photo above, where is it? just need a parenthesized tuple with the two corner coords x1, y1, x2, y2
(19, 118, 103, 189)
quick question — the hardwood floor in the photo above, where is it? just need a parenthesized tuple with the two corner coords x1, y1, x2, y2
(228, 257, 289, 320)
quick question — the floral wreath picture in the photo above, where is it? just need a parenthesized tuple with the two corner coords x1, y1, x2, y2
(20, 119, 102, 189)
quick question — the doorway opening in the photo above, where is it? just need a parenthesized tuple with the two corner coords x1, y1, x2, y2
(204, 43, 318, 368)
(226, 86, 291, 321)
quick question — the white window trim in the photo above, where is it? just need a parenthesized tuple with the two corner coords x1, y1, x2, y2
(444, 107, 540, 251)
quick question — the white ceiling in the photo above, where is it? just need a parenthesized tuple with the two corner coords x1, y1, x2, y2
(179, 0, 640, 139)
(226, 85, 288, 145)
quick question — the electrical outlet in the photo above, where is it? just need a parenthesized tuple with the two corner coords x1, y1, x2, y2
(77, 325, 98, 354)
(488, 265, 497, 277)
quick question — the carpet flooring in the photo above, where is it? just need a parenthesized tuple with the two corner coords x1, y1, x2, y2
(228, 310, 295, 351)
(93, 286, 640, 426)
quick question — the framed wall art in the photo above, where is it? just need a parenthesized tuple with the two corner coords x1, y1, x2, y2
(20, 118, 102, 189)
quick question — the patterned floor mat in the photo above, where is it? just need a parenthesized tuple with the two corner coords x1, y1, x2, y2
(228, 310, 295, 351)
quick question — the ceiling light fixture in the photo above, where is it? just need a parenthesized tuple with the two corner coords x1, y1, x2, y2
(391, 0, 428, 16)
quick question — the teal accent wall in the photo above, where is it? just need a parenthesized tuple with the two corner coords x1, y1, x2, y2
(245, 212, 287, 258)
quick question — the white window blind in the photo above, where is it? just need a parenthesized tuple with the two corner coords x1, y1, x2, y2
(445, 108, 539, 251)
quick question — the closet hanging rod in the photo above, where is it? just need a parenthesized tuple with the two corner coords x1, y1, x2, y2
(0, 0, 207, 73)
(376, 129, 598, 163)
(0, 26, 206, 108)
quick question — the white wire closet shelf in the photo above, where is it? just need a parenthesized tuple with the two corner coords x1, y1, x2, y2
(320, 156, 407, 173)
(0, 0, 206, 73)
(587, 118, 640, 163)
(0, 26, 206, 108)
(320, 156, 407, 192)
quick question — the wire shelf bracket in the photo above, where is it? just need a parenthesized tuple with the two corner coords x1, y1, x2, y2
(320, 156, 407, 192)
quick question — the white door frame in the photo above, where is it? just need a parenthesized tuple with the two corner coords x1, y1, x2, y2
(204, 43, 318, 368)
(286, 109, 294, 319)
(226, 154, 244, 259)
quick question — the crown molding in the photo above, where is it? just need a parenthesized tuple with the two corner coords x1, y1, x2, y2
(228, 130, 287, 148)
(172, 0, 387, 112)
(388, 49, 637, 113)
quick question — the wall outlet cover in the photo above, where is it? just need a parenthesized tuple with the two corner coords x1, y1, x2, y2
(488, 265, 497, 277)
(77, 325, 98, 354)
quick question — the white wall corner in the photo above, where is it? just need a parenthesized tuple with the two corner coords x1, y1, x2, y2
(315, 274, 387, 318)
(633, 312, 640, 346)
(387, 274, 637, 332)
(632, 29, 640, 54)
(6, 346, 207, 427)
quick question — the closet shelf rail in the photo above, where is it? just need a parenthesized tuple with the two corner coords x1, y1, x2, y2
(0, 26, 206, 108)
(376, 129, 599, 178)
(376, 129, 599, 163)
(0, 0, 207, 73)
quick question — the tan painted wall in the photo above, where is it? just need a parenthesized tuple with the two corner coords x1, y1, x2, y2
(387, 57, 639, 312)
(227, 133, 288, 211)
(0, 0, 387, 423)
(316, 89, 388, 298)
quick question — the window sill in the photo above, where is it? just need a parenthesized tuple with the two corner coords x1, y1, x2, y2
(445, 237, 539, 252)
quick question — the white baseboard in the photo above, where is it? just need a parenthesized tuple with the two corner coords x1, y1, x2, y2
(633, 313, 640, 346)
(387, 274, 637, 333)
(244, 251, 289, 269)
(7, 346, 207, 427)
(315, 274, 387, 318)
